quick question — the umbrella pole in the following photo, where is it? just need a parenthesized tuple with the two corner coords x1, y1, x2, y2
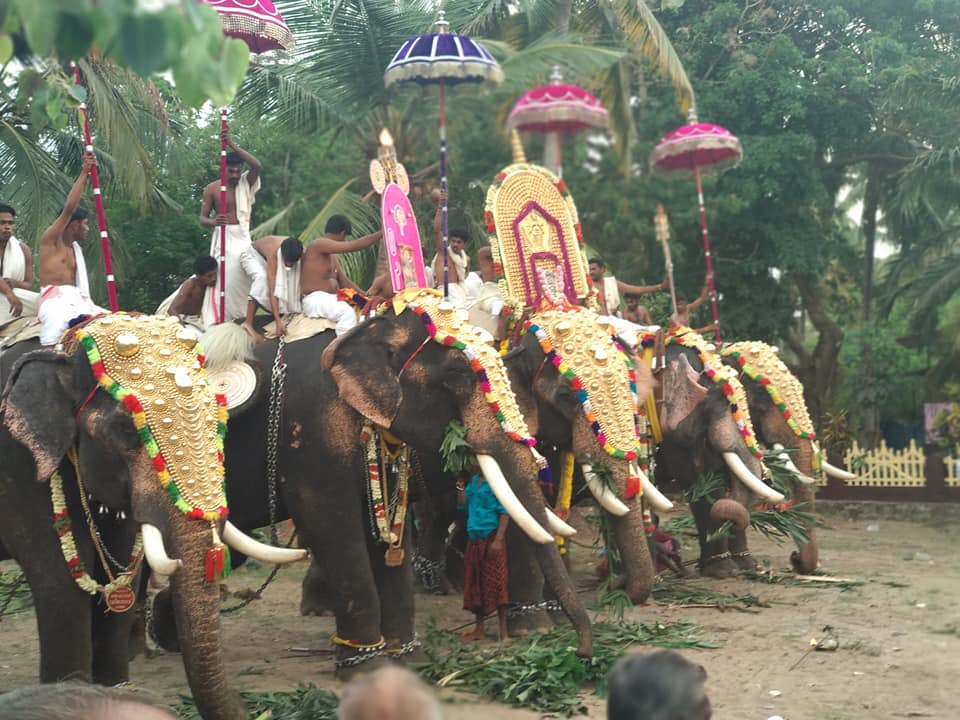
(218, 108, 229, 324)
(439, 79, 449, 298)
(71, 63, 119, 312)
(694, 164, 721, 341)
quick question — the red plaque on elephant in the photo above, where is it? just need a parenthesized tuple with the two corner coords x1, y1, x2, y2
(384, 547, 405, 567)
(104, 586, 136, 613)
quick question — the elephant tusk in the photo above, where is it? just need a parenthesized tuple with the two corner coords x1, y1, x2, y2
(222, 522, 308, 565)
(722, 452, 785, 503)
(820, 458, 856, 481)
(476, 454, 554, 544)
(772, 448, 816, 485)
(544, 508, 577, 537)
(581, 464, 630, 517)
(142, 524, 183, 576)
(631, 462, 674, 512)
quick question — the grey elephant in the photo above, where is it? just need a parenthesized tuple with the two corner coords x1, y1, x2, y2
(0, 315, 303, 720)
(654, 335, 785, 578)
(154, 293, 593, 669)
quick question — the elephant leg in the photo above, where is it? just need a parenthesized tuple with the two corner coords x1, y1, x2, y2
(300, 558, 336, 617)
(504, 524, 552, 635)
(728, 528, 760, 572)
(91, 595, 137, 684)
(150, 586, 181, 652)
(371, 524, 424, 663)
(790, 479, 819, 573)
(690, 499, 737, 579)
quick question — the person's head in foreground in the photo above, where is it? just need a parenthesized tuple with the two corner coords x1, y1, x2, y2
(0, 682, 175, 720)
(607, 649, 711, 720)
(337, 666, 442, 720)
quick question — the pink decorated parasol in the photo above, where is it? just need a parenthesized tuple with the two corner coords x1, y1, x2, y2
(201, 0, 295, 53)
(507, 67, 609, 176)
(201, 0, 294, 323)
(651, 117, 743, 342)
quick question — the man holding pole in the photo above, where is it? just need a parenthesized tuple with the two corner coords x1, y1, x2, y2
(199, 128, 261, 326)
(38, 152, 107, 347)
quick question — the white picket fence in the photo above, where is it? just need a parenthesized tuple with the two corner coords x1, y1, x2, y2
(840, 440, 926, 487)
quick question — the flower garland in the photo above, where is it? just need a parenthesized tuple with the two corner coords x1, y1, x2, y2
(722, 347, 816, 441)
(665, 328, 763, 460)
(74, 330, 229, 522)
(360, 423, 409, 562)
(51, 451, 143, 598)
(525, 319, 640, 461)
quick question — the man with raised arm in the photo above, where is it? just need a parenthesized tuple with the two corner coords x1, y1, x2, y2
(199, 127, 261, 326)
(38, 152, 107, 347)
(0, 203, 37, 325)
(299, 215, 382, 336)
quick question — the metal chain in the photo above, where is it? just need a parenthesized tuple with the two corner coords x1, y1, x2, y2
(266, 336, 287, 545)
(334, 639, 388, 669)
(386, 633, 421, 657)
(412, 554, 446, 593)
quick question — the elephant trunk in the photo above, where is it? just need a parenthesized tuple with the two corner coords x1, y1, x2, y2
(790, 442, 819, 573)
(709, 497, 750, 531)
(165, 510, 245, 720)
(609, 498, 654, 603)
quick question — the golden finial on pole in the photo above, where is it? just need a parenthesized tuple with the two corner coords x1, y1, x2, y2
(510, 130, 527, 163)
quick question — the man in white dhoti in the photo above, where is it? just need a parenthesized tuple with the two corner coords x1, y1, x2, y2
(429, 190, 470, 307)
(0, 203, 37, 325)
(588, 256, 664, 348)
(199, 128, 261, 326)
(38, 153, 107, 347)
(264, 237, 304, 337)
(237, 234, 292, 341)
(157, 256, 219, 331)
(467, 246, 509, 341)
(300, 215, 382, 336)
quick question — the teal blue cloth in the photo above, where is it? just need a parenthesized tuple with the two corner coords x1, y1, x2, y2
(464, 474, 507, 540)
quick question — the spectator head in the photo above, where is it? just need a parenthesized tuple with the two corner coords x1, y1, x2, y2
(0, 204, 14, 242)
(607, 649, 711, 720)
(281, 236, 304, 267)
(0, 682, 176, 720)
(588, 257, 606, 283)
(325, 215, 353, 239)
(337, 666, 442, 720)
(194, 255, 218, 287)
(624, 293, 639, 307)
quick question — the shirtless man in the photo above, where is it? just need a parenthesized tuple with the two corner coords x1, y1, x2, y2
(622, 294, 653, 325)
(38, 153, 106, 347)
(239, 234, 292, 340)
(300, 215, 382, 336)
(199, 128, 261, 325)
(0, 203, 34, 323)
(263, 237, 304, 338)
(672, 273, 712, 328)
(165, 256, 219, 320)
(588, 257, 665, 317)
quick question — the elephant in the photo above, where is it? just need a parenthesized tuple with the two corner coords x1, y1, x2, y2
(720, 341, 856, 573)
(153, 295, 593, 668)
(0, 315, 302, 720)
(653, 338, 786, 579)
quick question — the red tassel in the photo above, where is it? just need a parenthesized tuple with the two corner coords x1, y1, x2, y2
(205, 545, 225, 583)
(625, 476, 640, 500)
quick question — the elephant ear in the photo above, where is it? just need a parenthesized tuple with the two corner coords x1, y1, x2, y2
(661, 353, 708, 432)
(321, 318, 403, 429)
(1, 352, 76, 481)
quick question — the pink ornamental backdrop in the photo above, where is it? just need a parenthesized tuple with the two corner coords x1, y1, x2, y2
(382, 184, 427, 292)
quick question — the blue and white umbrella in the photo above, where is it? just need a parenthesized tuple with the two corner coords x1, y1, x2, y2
(385, 11, 503, 297)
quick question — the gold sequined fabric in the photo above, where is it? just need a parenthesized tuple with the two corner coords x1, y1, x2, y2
(722, 341, 815, 436)
(82, 314, 225, 516)
(534, 309, 639, 455)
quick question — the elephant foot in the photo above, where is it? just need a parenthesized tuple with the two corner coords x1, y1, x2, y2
(790, 544, 819, 574)
(388, 645, 429, 665)
(507, 607, 553, 636)
(334, 652, 393, 681)
(149, 590, 181, 653)
(698, 554, 739, 579)
(300, 600, 335, 617)
(731, 550, 760, 573)
(128, 603, 148, 661)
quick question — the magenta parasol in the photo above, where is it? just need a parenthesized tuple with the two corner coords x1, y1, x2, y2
(507, 67, 608, 176)
(200, 0, 294, 323)
(650, 116, 743, 342)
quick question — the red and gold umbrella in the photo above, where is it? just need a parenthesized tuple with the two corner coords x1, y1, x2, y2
(650, 115, 742, 341)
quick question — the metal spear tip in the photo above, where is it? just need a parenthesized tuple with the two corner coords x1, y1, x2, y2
(379, 128, 394, 147)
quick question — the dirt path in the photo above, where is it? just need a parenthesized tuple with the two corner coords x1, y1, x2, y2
(1, 502, 958, 719)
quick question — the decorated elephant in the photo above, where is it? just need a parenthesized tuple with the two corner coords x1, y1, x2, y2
(154, 291, 593, 668)
(720, 341, 856, 573)
(652, 329, 785, 578)
(0, 315, 303, 720)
